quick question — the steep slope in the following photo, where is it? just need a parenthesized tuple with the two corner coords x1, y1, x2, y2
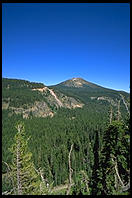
(51, 77, 130, 116)
(2, 78, 84, 118)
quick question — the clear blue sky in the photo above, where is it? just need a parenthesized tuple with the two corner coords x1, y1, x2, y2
(2, 3, 130, 92)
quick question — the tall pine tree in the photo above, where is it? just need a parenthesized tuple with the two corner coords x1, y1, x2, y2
(99, 120, 130, 195)
(9, 121, 47, 195)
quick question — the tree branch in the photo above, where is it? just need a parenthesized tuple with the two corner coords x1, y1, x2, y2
(111, 156, 130, 192)
(111, 156, 125, 187)
(2, 161, 16, 194)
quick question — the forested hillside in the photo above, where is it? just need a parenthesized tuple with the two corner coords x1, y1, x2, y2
(2, 78, 130, 195)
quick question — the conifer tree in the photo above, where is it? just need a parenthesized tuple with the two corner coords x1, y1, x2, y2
(99, 120, 130, 195)
(9, 121, 46, 195)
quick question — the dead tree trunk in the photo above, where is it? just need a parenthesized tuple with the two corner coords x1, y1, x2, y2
(120, 94, 130, 115)
(117, 100, 121, 121)
(16, 140, 22, 195)
(110, 106, 113, 124)
(111, 156, 130, 193)
(66, 144, 74, 195)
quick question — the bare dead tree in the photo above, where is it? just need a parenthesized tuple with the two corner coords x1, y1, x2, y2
(120, 94, 130, 115)
(112, 156, 124, 187)
(15, 122, 25, 195)
(110, 106, 113, 124)
(66, 144, 74, 195)
(16, 139, 22, 195)
(111, 155, 130, 193)
(117, 100, 121, 121)
(34, 167, 50, 195)
(121, 180, 130, 192)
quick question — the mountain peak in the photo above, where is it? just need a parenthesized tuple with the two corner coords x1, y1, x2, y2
(59, 77, 90, 88)
(71, 77, 83, 81)
(55, 77, 106, 89)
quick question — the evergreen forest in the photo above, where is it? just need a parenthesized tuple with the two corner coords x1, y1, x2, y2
(2, 78, 130, 195)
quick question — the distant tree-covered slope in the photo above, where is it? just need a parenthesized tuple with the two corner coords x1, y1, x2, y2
(52, 78, 129, 103)
(51, 78, 130, 118)
(2, 78, 84, 118)
(2, 78, 45, 89)
(2, 77, 130, 120)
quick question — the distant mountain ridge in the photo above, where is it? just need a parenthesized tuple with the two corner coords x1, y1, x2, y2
(2, 77, 130, 119)
(54, 77, 128, 92)
(3, 77, 129, 93)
